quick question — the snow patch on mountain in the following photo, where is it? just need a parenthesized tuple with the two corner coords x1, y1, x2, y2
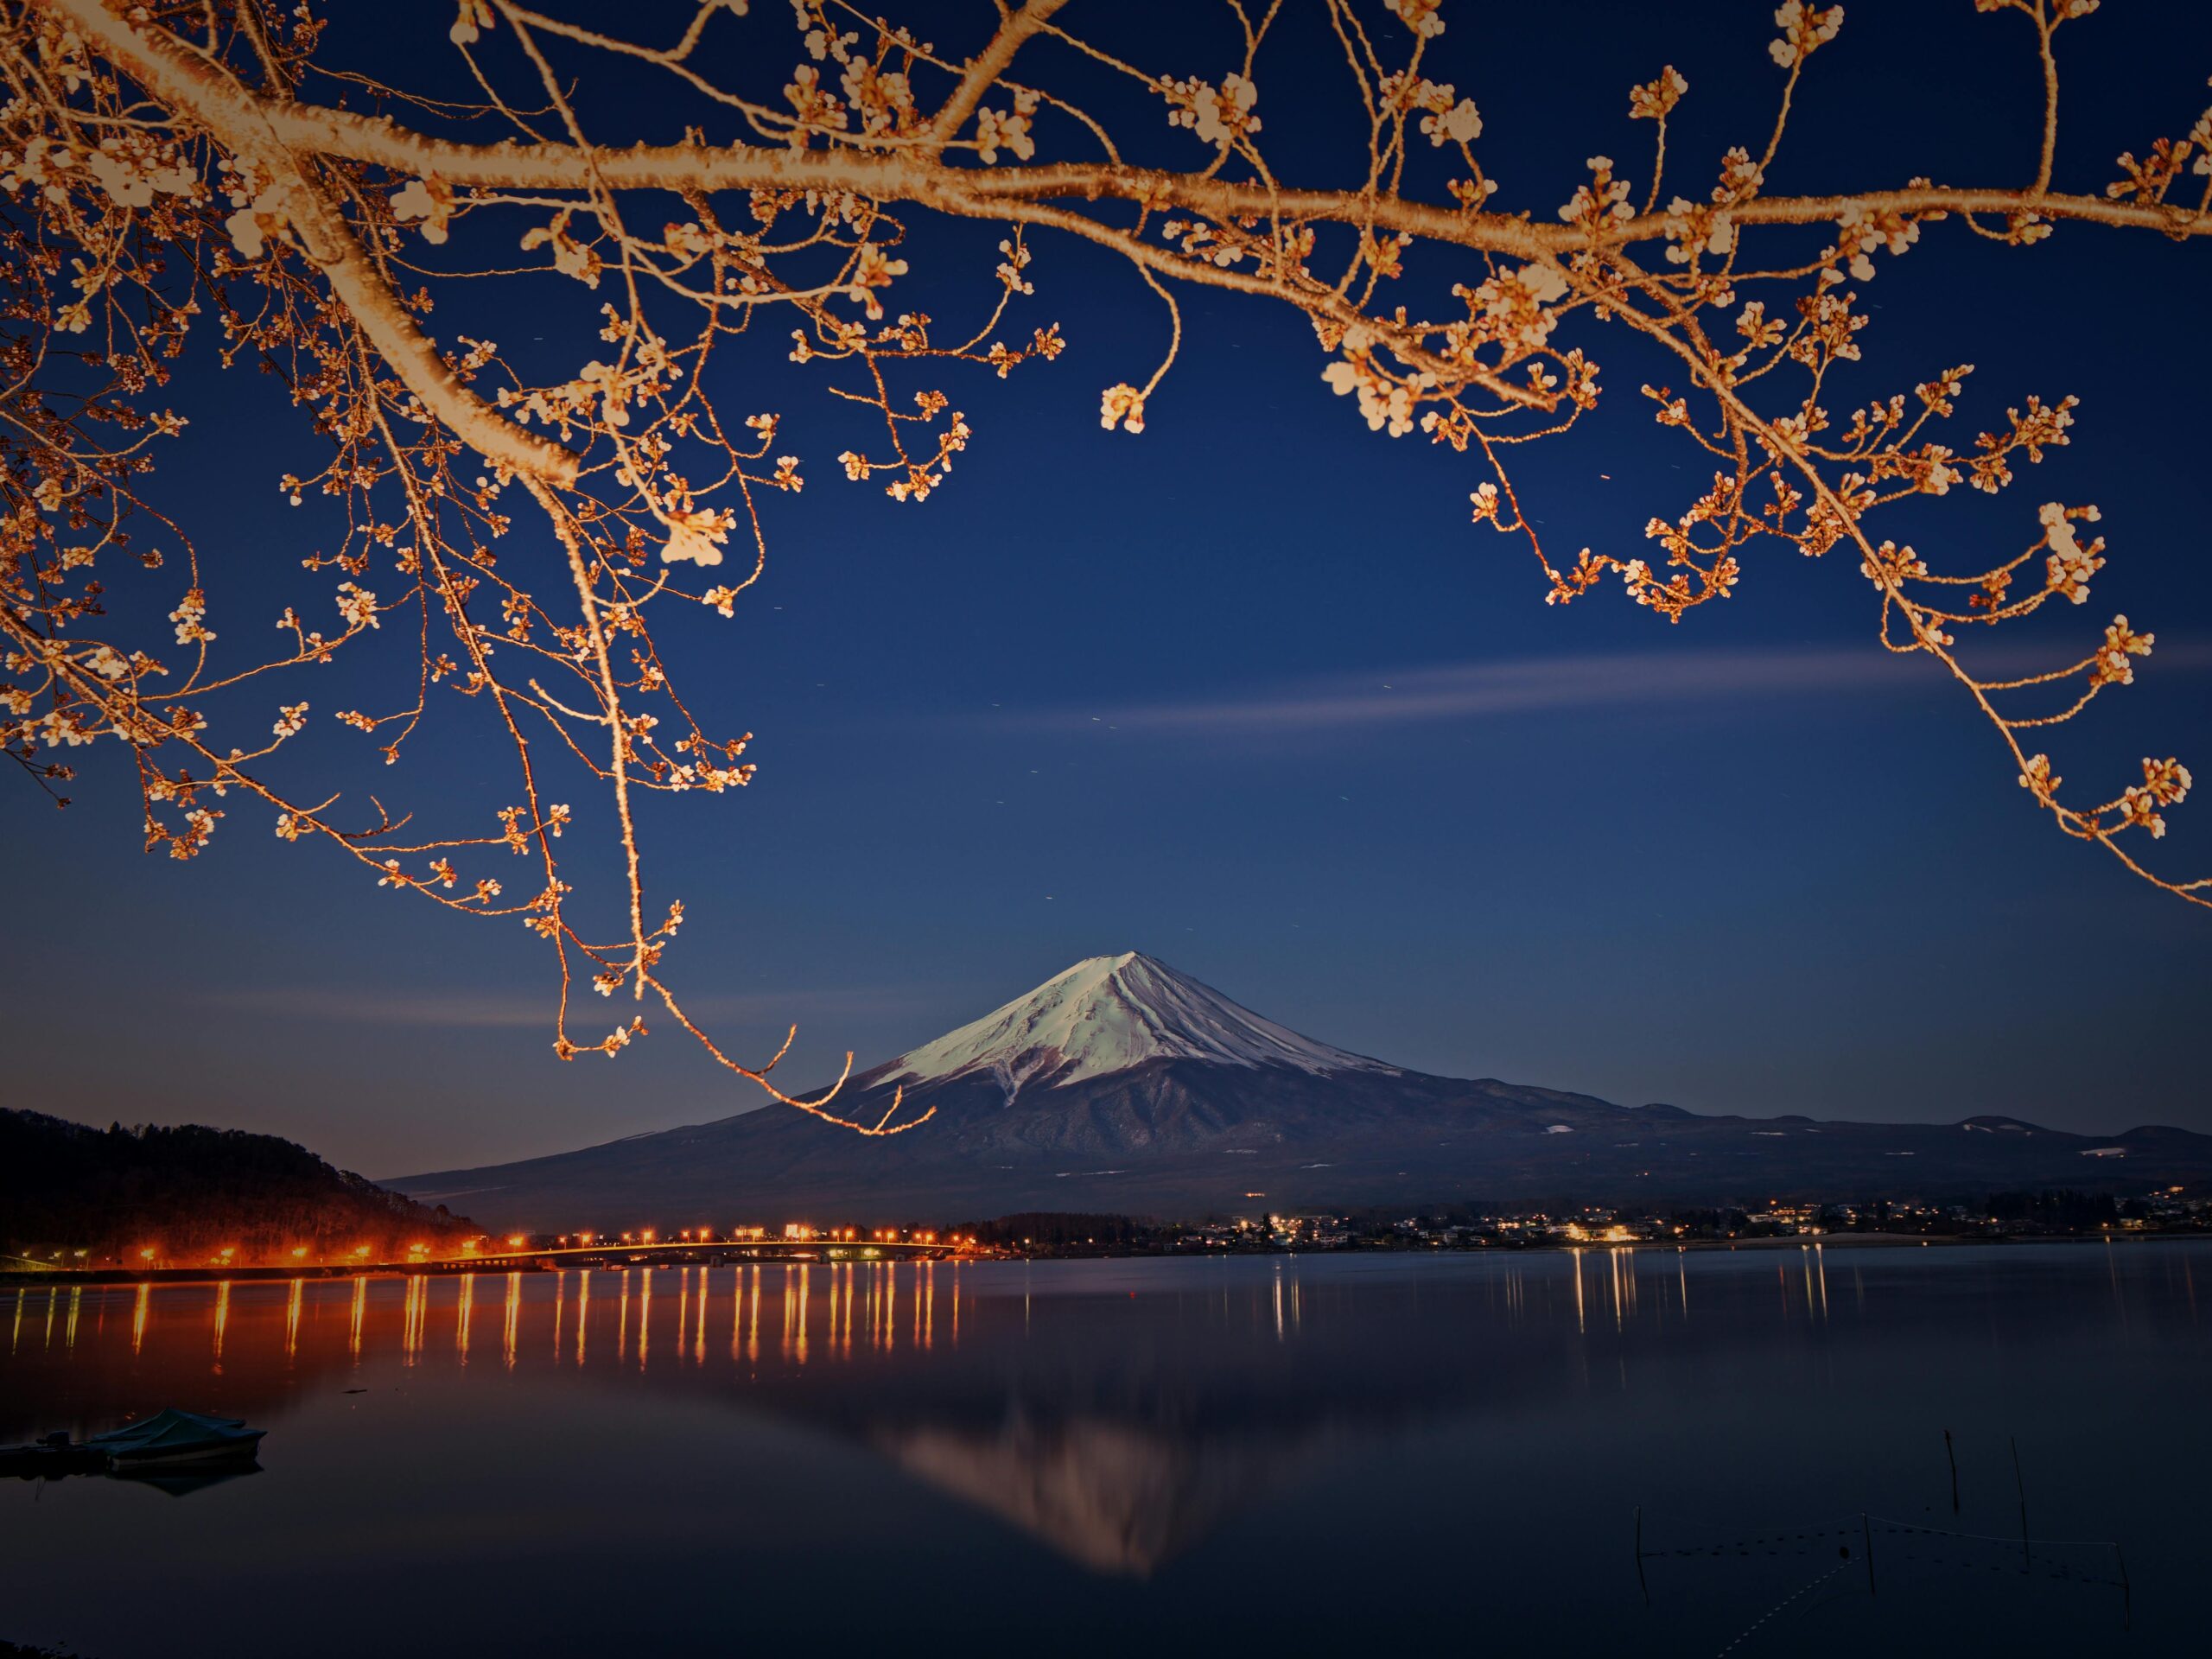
(886, 952, 1396, 1100)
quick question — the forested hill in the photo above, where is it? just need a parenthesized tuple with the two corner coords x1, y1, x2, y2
(2, 1109, 477, 1268)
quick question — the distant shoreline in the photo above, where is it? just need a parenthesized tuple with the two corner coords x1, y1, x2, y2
(4, 1228, 2206, 1287)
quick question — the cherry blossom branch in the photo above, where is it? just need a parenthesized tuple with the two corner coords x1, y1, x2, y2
(35, 0, 581, 486)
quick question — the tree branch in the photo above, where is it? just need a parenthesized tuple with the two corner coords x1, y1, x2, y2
(35, 0, 582, 487)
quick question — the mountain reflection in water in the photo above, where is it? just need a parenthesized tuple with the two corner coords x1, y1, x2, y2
(6, 1257, 1539, 1573)
(3, 1246, 2209, 1657)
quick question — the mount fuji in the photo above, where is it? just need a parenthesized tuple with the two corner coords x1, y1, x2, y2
(884, 951, 1398, 1099)
(391, 952, 2212, 1227)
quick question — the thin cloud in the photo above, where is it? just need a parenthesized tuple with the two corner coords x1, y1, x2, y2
(1010, 642, 2210, 738)
(195, 984, 942, 1031)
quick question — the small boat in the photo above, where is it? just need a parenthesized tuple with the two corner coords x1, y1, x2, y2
(85, 1408, 265, 1470)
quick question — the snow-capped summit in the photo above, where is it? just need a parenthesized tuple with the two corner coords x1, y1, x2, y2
(884, 951, 1396, 1101)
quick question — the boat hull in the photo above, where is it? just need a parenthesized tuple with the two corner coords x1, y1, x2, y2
(105, 1430, 265, 1469)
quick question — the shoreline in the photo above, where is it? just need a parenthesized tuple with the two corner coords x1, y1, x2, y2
(4, 1229, 2206, 1287)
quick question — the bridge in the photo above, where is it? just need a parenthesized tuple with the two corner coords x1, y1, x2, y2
(0, 1237, 980, 1288)
(423, 1236, 972, 1270)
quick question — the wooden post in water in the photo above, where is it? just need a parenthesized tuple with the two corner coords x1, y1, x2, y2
(1861, 1513, 1876, 1597)
(2011, 1437, 2030, 1570)
(1943, 1427, 1959, 1513)
(1634, 1505, 1649, 1605)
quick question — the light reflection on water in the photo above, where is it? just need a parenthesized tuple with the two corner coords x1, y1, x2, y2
(2, 1243, 2209, 1658)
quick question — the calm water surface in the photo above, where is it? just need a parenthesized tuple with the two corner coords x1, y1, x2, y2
(3, 1243, 2207, 1656)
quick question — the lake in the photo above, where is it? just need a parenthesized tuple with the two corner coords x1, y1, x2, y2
(3, 1243, 2205, 1656)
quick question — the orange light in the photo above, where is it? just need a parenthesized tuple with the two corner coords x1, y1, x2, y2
(139, 1247, 156, 1262)
(353, 1246, 372, 1259)
(219, 1246, 236, 1259)
(291, 1246, 308, 1259)
(506, 1234, 526, 1248)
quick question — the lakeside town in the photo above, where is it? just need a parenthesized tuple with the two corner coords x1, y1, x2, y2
(962, 1187, 2212, 1256)
(9, 1187, 2209, 1280)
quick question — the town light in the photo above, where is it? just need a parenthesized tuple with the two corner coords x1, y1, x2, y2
(507, 1234, 526, 1248)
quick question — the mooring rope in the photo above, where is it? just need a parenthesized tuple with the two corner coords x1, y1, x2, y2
(1713, 1560, 1849, 1657)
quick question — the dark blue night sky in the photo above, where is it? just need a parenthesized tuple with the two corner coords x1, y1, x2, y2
(7, 0, 2210, 1173)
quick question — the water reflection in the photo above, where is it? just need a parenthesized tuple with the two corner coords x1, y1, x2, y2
(676, 1268, 691, 1370)
(401, 1274, 426, 1361)
(454, 1273, 474, 1366)
(6, 1247, 2210, 1621)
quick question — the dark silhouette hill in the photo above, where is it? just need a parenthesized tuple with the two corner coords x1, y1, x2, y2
(3, 1109, 476, 1268)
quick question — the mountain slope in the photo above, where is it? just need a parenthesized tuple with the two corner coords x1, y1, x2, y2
(3, 1109, 478, 1265)
(390, 954, 2212, 1228)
